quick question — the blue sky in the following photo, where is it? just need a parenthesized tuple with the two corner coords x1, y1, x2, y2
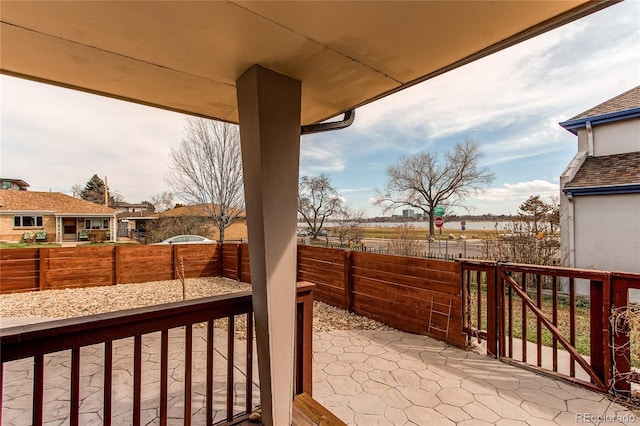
(1, 1, 639, 217)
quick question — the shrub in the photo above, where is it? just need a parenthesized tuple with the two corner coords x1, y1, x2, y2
(87, 230, 107, 243)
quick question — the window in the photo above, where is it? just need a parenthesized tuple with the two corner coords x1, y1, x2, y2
(14, 215, 43, 227)
(85, 219, 110, 230)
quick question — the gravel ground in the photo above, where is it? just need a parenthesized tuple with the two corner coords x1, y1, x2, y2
(0, 277, 393, 338)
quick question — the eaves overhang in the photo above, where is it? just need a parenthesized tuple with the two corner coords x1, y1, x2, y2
(559, 108, 640, 135)
(0, 0, 617, 126)
(0, 210, 56, 215)
(55, 213, 117, 218)
(563, 183, 640, 197)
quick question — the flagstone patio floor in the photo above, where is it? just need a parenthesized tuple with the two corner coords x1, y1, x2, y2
(1, 318, 637, 425)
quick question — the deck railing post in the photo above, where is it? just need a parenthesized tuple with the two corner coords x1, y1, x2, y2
(497, 263, 506, 358)
(486, 262, 498, 357)
(589, 278, 606, 385)
(295, 281, 315, 396)
(611, 275, 631, 396)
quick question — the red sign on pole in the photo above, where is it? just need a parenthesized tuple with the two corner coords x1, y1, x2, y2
(435, 216, 444, 228)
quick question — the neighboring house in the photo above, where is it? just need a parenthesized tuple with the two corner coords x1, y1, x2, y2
(0, 190, 117, 243)
(114, 202, 158, 238)
(559, 86, 640, 275)
(113, 201, 152, 215)
(1, 178, 29, 191)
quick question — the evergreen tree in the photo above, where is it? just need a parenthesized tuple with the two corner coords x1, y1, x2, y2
(79, 174, 119, 206)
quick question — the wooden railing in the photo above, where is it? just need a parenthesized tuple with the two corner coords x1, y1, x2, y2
(0, 283, 315, 426)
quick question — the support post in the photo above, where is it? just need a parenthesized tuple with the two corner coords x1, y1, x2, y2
(344, 250, 354, 312)
(38, 248, 48, 291)
(236, 65, 301, 426)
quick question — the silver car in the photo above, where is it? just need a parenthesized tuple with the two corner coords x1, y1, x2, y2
(155, 235, 215, 244)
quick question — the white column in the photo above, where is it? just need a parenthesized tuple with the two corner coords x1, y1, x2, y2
(236, 65, 301, 426)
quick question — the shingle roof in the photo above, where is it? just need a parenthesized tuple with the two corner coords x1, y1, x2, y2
(565, 152, 640, 189)
(0, 190, 116, 214)
(160, 204, 244, 218)
(568, 86, 640, 121)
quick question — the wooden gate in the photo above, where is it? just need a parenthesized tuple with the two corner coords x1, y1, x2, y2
(462, 260, 612, 393)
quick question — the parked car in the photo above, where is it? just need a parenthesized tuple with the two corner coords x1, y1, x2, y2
(296, 229, 312, 237)
(154, 235, 215, 244)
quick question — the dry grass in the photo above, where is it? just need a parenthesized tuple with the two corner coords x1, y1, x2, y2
(467, 284, 591, 355)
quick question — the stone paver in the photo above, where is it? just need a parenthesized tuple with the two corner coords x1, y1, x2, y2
(3, 320, 639, 426)
(312, 330, 640, 426)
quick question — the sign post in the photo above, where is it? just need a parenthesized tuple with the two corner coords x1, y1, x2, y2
(435, 216, 444, 253)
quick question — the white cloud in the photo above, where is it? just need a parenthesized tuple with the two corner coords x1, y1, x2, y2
(474, 180, 559, 202)
(300, 136, 346, 175)
(1, 76, 185, 202)
(353, 2, 638, 152)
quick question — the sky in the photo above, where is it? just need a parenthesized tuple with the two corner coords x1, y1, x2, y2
(1, 1, 639, 217)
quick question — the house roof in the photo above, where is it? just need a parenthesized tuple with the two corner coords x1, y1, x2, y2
(564, 152, 640, 194)
(160, 204, 244, 219)
(113, 202, 150, 209)
(0, 178, 29, 188)
(0, 190, 116, 215)
(560, 86, 640, 134)
(0, 1, 611, 126)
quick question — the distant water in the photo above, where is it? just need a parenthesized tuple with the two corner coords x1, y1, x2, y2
(305, 221, 509, 231)
(360, 221, 508, 230)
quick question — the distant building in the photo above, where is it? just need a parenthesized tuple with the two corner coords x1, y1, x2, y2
(0, 178, 29, 191)
(559, 86, 640, 274)
(402, 209, 415, 219)
(113, 202, 158, 239)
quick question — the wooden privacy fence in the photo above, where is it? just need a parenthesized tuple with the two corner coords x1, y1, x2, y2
(295, 245, 465, 347)
(0, 245, 221, 292)
(1, 243, 466, 348)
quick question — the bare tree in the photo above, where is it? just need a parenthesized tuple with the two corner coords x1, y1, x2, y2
(166, 118, 244, 242)
(150, 191, 175, 213)
(481, 195, 560, 267)
(71, 183, 83, 198)
(375, 139, 494, 236)
(298, 174, 342, 239)
(388, 223, 422, 257)
(332, 206, 366, 245)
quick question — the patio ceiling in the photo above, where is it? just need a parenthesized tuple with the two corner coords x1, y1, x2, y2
(0, 1, 614, 126)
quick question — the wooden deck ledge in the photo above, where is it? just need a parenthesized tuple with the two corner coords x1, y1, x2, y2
(293, 393, 347, 426)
